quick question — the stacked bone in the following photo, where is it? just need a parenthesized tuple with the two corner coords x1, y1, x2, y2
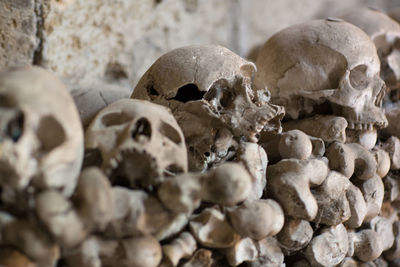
(2, 8, 400, 267)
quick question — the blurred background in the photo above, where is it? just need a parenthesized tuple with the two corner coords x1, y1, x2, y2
(1, 0, 400, 93)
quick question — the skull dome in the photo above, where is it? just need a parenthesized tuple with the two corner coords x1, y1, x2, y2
(132, 45, 284, 171)
(85, 99, 188, 188)
(341, 8, 400, 102)
(254, 19, 388, 149)
(0, 66, 84, 197)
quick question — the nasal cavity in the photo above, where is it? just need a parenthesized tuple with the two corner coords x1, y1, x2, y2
(170, 83, 205, 103)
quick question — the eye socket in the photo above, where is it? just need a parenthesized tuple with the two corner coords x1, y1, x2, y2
(349, 64, 370, 90)
(204, 79, 234, 109)
(37, 115, 65, 153)
(131, 118, 152, 140)
(6, 111, 24, 142)
(159, 121, 182, 145)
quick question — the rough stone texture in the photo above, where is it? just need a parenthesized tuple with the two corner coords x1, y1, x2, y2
(1, 0, 399, 93)
(41, 0, 237, 90)
(0, 0, 38, 67)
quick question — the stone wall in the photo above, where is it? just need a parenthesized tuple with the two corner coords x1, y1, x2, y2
(1, 0, 399, 93)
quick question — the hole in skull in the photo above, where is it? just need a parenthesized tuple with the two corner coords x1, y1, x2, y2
(132, 118, 152, 141)
(101, 112, 132, 127)
(349, 64, 369, 90)
(170, 83, 205, 103)
(164, 164, 184, 176)
(159, 121, 182, 145)
(204, 79, 234, 109)
(5, 111, 24, 142)
(147, 84, 159, 96)
(36, 115, 66, 153)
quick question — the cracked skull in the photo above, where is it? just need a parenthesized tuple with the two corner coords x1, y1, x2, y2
(0, 66, 84, 197)
(341, 8, 400, 102)
(255, 19, 388, 149)
(131, 45, 284, 171)
(85, 99, 188, 188)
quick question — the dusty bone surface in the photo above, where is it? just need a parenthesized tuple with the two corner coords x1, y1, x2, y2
(85, 98, 188, 188)
(282, 115, 348, 143)
(131, 44, 284, 172)
(0, 66, 84, 197)
(255, 19, 388, 149)
(226, 199, 284, 240)
(340, 8, 400, 102)
(267, 158, 329, 220)
(2, 7, 400, 266)
(304, 224, 349, 267)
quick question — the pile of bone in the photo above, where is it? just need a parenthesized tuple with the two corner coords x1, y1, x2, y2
(3, 7, 400, 267)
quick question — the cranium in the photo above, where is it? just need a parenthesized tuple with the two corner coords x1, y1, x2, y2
(85, 99, 188, 188)
(255, 19, 388, 149)
(341, 8, 400, 102)
(0, 66, 84, 197)
(131, 45, 284, 171)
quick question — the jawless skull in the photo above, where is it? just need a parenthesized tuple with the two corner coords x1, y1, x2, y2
(0, 67, 84, 197)
(131, 45, 284, 171)
(255, 19, 388, 149)
(85, 99, 188, 188)
(341, 8, 400, 102)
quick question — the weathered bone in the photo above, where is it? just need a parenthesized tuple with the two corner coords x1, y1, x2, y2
(267, 158, 329, 220)
(312, 171, 351, 226)
(341, 8, 400, 102)
(276, 217, 313, 255)
(85, 98, 188, 188)
(162, 232, 197, 267)
(305, 224, 348, 267)
(189, 207, 240, 248)
(227, 199, 284, 240)
(372, 147, 391, 178)
(344, 183, 367, 229)
(255, 19, 387, 149)
(326, 142, 377, 180)
(200, 162, 252, 206)
(132, 45, 284, 172)
(74, 167, 113, 232)
(347, 229, 383, 262)
(182, 249, 213, 267)
(353, 175, 384, 222)
(0, 66, 84, 196)
(248, 237, 285, 267)
(224, 237, 258, 266)
(237, 142, 268, 200)
(282, 115, 348, 143)
(278, 130, 313, 160)
(367, 216, 395, 251)
(35, 190, 87, 248)
(379, 136, 400, 170)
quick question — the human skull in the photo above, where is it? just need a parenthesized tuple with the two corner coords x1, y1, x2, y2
(341, 8, 400, 102)
(0, 66, 83, 197)
(85, 99, 188, 188)
(132, 45, 284, 171)
(255, 19, 387, 149)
